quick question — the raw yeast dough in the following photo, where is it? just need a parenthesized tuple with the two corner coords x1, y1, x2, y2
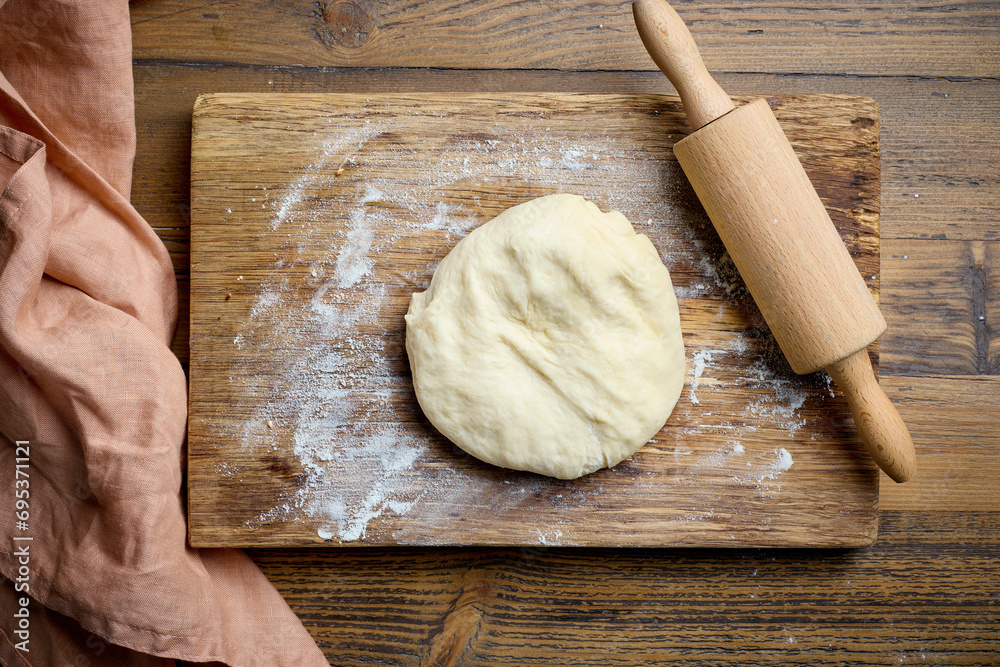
(405, 194, 685, 479)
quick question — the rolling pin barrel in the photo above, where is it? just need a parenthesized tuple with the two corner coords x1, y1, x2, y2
(633, 0, 916, 482)
(673, 98, 887, 374)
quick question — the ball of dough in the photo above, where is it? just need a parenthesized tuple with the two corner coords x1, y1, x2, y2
(405, 193, 685, 479)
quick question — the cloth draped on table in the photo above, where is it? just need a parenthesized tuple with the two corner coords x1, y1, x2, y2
(0, 1, 328, 664)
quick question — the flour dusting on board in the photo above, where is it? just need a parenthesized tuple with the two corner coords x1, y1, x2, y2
(217, 98, 840, 544)
(226, 112, 677, 543)
(685, 444, 794, 495)
(271, 125, 381, 232)
(688, 349, 716, 405)
(335, 210, 376, 287)
(672, 225, 817, 492)
(674, 330, 812, 493)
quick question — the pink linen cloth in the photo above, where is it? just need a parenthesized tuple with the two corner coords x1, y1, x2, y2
(0, 1, 328, 664)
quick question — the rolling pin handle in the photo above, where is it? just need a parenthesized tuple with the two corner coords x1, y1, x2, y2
(632, 0, 735, 130)
(826, 349, 917, 483)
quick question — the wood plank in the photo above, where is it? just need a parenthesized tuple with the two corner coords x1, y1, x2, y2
(172, 275, 189, 367)
(132, 66, 1000, 242)
(128, 0, 1000, 78)
(983, 241, 1000, 371)
(125, 8, 1000, 664)
(167, 236, 1000, 382)
(187, 92, 882, 548)
(124, 5, 1000, 664)
(249, 509, 1000, 665)
(699, 76, 1000, 242)
(881, 240, 1000, 376)
(879, 375, 1000, 511)
(133, 67, 999, 372)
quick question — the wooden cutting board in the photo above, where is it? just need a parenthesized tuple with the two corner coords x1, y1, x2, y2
(188, 92, 881, 549)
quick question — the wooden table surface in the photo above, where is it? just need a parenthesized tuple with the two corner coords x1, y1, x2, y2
(129, 1, 999, 664)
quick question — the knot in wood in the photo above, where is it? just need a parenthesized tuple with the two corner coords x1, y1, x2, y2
(316, 0, 376, 49)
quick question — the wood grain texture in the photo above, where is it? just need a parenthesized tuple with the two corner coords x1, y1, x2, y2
(126, 0, 1000, 661)
(134, 68, 998, 373)
(241, 374, 1000, 664)
(879, 375, 1000, 512)
(247, 510, 1000, 665)
(132, 66, 1000, 241)
(128, 0, 1000, 78)
(188, 92, 882, 548)
(881, 239, 1000, 376)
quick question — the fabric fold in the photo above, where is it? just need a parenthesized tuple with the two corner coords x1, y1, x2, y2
(0, 1, 328, 665)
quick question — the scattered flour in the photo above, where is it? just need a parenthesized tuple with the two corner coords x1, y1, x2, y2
(687, 444, 794, 496)
(695, 242, 744, 296)
(537, 529, 564, 546)
(223, 110, 671, 543)
(676, 332, 810, 494)
(560, 149, 588, 171)
(271, 126, 381, 231)
(689, 349, 718, 405)
(360, 184, 385, 204)
(334, 210, 375, 288)
(741, 447, 794, 484)
(218, 98, 840, 544)
(742, 359, 811, 435)
(421, 201, 478, 235)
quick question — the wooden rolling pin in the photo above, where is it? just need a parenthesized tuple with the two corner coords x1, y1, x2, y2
(633, 0, 916, 482)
